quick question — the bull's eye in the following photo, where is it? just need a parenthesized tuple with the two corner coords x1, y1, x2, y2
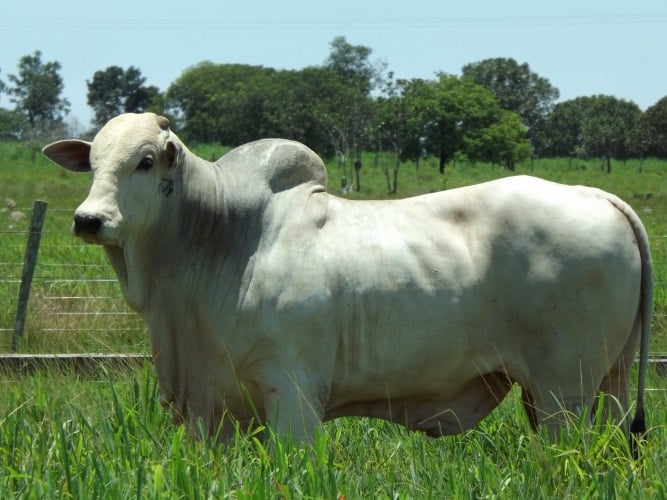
(137, 157, 154, 171)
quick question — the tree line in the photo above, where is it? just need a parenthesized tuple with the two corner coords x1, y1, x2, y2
(1, 38, 666, 178)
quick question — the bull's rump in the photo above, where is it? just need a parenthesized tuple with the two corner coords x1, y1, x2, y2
(295, 176, 642, 410)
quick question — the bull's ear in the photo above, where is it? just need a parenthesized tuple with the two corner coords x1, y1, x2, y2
(42, 140, 92, 172)
(165, 140, 182, 169)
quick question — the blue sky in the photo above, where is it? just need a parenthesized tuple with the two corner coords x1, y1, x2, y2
(1, 0, 665, 128)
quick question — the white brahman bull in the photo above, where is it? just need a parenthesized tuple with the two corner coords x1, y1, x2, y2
(43, 113, 652, 448)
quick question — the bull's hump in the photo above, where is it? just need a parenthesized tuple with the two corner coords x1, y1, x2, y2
(220, 139, 327, 193)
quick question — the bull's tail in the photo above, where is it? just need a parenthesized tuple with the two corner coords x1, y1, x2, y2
(629, 206, 652, 458)
(605, 193, 653, 458)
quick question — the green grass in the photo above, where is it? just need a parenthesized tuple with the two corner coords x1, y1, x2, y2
(0, 364, 666, 497)
(0, 146, 148, 353)
(1, 141, 667, 496)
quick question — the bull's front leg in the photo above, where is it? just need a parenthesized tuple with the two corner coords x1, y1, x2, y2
(261, 371, 326, 443)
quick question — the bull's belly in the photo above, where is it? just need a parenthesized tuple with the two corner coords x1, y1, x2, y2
(324, 370, 514, 435)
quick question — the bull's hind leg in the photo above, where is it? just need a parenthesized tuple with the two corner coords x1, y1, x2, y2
(529, 390, 595, 438)
(595, 358, 632, 425)
(595, 317, 640, 426)
(521, 325, 632, 438)
(525, 372, 600, 439)
(413, 372, 513, 436)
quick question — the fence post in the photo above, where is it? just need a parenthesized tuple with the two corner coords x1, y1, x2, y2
(12, 200, 48, 352)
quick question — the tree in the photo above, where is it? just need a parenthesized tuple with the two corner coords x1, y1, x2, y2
(642, 96, 667, 159)
(0, 69, 21, 139)
(0, 108, 28, 140)
(87, 66, 162, 127)
(461, 58, 559, 155)
(375, 74, 425, 193)
(310, 68, 374, 177)
(87, 66, 123, 125)
(122, 67, 161, 115)
(166, 62, 274, 144)
(406, 74, 503, 173)
(323, 36, 385, 96)
(400, 74, 530, 173)
(319, 36, 382, 176)
(464, 110, 532, 169)
(579, 95, 641, 172)
(543, 97, 591, 159)
(545, 95, 642, 172)
(7, 51, 70, 137)
(261, 66, 340, 155)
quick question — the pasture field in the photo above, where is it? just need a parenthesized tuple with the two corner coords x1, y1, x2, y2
(1, 141, 667, 496)
(0, 365, 666, 497)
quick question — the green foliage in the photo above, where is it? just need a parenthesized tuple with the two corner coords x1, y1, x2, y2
(399, 74, 528, 172)
(157, 40, 541, 168)
(545, 97, 589, 157)
(0, 40, 652, 170)
(545, 95, 644, 172)
(0, 108, 28, 140)
(0, 366, 665, 497)
(3, 44, 667, 169)
(461, 57, 560, 151)
(6, 51, 70, 138)
(166, 62, 275, 145)
(643, 97, 667, 159)
(375, 74, 424, 192)
(86, 66, 162, 128)
(580, 96, 642, 172)
(323, 35, 385, 95)
(464, 110, 532, 169)
(310, 70, 373, 166)
(261, 67, 336, 154)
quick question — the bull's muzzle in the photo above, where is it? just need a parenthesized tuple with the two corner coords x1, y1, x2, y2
(73, 213, 102, 237)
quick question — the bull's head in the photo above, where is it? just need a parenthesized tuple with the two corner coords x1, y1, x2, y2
(43, 113, 182, 247)
(43, 113, 184, 310)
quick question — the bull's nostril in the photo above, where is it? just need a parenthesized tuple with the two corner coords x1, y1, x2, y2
(73, 214, 102, 235)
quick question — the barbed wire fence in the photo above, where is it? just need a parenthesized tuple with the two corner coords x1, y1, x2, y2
(1, 203, 149, 371)
(1, 202, 666, 374)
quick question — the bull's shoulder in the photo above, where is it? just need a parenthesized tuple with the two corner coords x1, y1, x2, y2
(217, 139, 327, 193)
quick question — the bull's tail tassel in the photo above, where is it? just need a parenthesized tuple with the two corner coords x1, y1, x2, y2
(629, 407, 646, 460)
